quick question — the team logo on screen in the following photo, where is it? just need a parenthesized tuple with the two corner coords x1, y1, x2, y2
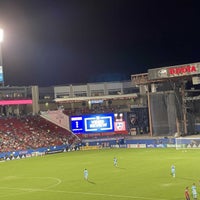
(114, 121, 126, 131)
(158, 69, 167, 78)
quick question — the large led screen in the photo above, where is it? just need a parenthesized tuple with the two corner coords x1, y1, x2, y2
(114, 113, 127, 133)
(70, 113, 114, 134)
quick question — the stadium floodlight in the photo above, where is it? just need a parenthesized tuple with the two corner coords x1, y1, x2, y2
(0, 29, 3, 42)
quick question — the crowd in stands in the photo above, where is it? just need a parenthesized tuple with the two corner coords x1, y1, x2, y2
(0, 103, 148, 153)
(0, 115, 77, 153)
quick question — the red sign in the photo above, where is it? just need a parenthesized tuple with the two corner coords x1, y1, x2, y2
(168, 65, 197, 76)
(0, 99, 32, 105)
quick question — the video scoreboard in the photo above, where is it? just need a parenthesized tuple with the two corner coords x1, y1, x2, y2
(70, 113, 114, 134)
(70, 112, 128, 134)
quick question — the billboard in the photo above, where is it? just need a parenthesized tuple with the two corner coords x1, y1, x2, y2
(148, 62, 200, 80)
(70, 113, 114, 134)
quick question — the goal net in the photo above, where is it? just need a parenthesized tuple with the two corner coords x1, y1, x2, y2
(175, 137, 200, 149)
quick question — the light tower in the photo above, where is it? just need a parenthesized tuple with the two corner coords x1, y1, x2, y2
(0, 28, 4, 86)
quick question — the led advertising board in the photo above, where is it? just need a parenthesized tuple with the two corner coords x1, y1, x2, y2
(70, 113, 114, 134)
(0, 99, 32, 105)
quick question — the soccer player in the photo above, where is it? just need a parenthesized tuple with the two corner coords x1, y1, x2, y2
(185, 186, 190, 200)
(84, 169, 88, 181)
(114, 157, 117, 167)
(171, 164, 175, 177)
(191, 183, 197, 200)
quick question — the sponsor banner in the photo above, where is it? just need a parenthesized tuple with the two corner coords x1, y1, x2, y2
(80, 145, 101, 151)
(186, 144, 200, 148)
(82, 137, 124, 143)
(111, 144, 127, 148)
(146, 144, 156, 148)
(148, 62, 200, 80)
(90, 99, 103, 104)
(146, 144, 167, 148)
(156, 144, 166, 148)
(31, 152, 45, 156)
(127, 144, 146, 148)
(111, 145, 119, 148)
(19, 150, 28, 155)
(119, 144, 127, 148)
(167, 144, 176, 148)
(45, 149, 64, 154)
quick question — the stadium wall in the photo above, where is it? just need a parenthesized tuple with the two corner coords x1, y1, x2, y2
(0, 144, 68, 160)
(81, 138, 176, 149)
(4, 137, 200, 161)
(0, 137, 176, 160)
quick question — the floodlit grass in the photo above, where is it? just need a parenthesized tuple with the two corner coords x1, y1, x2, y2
(0, 148, 199, 200)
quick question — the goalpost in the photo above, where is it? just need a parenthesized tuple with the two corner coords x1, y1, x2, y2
(175, 137, 200, 149)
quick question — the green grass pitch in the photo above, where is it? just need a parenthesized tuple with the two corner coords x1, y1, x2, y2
(0, 148, 199, 200)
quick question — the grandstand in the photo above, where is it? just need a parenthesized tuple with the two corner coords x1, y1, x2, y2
(0, 62, 199, 158)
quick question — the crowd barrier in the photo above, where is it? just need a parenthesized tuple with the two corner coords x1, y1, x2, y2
(0, 137, 177, 161)
(81, 138, 176, 149)
(0, 144, 68, 160)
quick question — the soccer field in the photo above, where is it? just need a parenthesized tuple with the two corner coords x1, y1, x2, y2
(0, 148, 199, 200)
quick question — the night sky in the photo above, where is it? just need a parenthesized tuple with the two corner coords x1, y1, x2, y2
(0, 0, 200, 87)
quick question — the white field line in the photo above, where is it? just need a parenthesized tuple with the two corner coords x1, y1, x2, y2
(0, 186, 170, 200)
(0, 176, 62, 198)
(0, 176, 170, 200)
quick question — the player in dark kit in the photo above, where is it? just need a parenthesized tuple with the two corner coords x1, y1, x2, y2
(184, 186, 190, 200)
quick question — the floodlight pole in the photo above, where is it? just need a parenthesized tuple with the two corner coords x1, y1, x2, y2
(0, 28, 4, 87)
